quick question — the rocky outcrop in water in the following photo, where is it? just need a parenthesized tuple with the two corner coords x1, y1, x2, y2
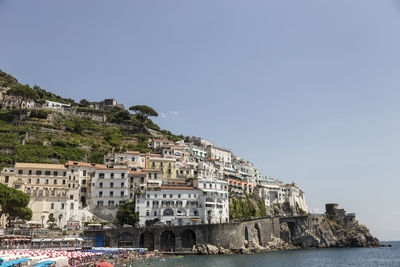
(192, 204, 379, 255)
(281, 204, 379, 248)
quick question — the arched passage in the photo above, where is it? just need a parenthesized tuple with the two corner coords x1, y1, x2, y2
(181, 229, 196, 248)
(139, 231, 154, 251)
(254, 223, 261, 245)
(163, 209, 174, 216)
(80, 196, 86, 207)
(117, 232, 134, 248)
(160, 230, 176, 251)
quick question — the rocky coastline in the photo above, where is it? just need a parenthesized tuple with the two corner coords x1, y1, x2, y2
(192, 204, 380, 255)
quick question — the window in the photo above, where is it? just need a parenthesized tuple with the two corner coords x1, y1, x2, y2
(121, 173, 125, 178)
(146, 201, 150, 207)
(121, 182, 124, 187)
(36, 170, 42, 175)
(45, 171, 51, 176)
(146, 210, 150, 216)
(154, 173, 157, 179)
(82, 179, 86, 185)
(28, 170, 32, 175)
(70, 195, 73, 200)
(160, 162, 163, 168)
(83, 170, 87, 176)
(110, 191, 114, 197)
(120, 191, 124, 197)
(70, 203, 74, 210)
(153, 211, 157, 216)
(36, 179, 40, 184)
(99, 191, 103, 197)
(154, 194, 157, 198)
(152, 162, 155, 167)
(108, 201, 114, 207)
(99, 182, 103, 188)
(170, 194, 173, 198)
(18, 170, 23, 175)
(54, 171, 58, 176)
(97, 201, 103, 206)
(4, 176, 9, 183)
(28, 178, 31, 183)
(140, 177, 144, 183)
(99, 173, 105, 179)
(61, 203, 65, 209)
(168, 169, 171, 174)
(62, 180, 66, 185)
(51, 203, 55, 209)
(54, 179, 57, 185)
(178, 194, 181, 198)
(110, 182, 114, 188)
(63, 171, 66, 176)
(163, 194, 166, 198)
(168, 162, 171, 168)
(110, 173, 114, 179)
(45, 179, 49, 184)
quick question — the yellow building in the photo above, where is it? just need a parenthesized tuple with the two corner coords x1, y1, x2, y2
(0, 163, 76, 227)
(146, 157, 178, 179)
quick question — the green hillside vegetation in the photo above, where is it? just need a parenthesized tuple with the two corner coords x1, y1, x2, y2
(0, 70, 183, 170)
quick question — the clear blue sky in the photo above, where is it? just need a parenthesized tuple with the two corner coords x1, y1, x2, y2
(1, 0, 400, 240)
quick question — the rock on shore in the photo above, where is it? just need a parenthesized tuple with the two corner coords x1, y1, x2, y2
(280, 217, 379, 248)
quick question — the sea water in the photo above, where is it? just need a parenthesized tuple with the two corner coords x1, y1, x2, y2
(124, 241, 400, 267)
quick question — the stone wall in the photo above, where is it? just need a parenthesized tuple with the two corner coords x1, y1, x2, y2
(83, 217, 281, 251)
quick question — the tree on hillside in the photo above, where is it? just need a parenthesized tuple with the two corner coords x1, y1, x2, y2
(0, 184, 32, 227)
(116, 201, 139, 227)
(7, 84, 39, 110)
(129, 105, 158, 133)
(79, 99, 90, 107)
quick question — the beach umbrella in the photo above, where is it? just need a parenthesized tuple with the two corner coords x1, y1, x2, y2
(96, 262, 114, 267)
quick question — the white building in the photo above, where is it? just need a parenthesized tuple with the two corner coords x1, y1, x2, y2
(136, 179, 229, 226)
(91, 168, 130, 209)
(136, 185, 201, 226)
(45, 100, 71, 110)
(104, 151, 145, 169)
(206, 145, 232, 164)
(196, 179, 229, 224)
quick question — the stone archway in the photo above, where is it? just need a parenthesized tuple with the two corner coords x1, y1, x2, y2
(254, 223, 261, 245)
(160, 230, 176, 251)
(139, 231, 154, 251)
(181, 229, 196, 248)
(245, 226, 249, 242)
(80, 195, 86, 207)
(117, 232, 134, 248)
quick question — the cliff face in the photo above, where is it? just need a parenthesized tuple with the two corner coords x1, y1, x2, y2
(194, 205, 379, 255)
(280, 216, 379, 248)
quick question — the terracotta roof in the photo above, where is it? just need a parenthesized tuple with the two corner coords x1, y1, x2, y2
(15, 163, 66, 170)
(66, 161, 105, 168)
(128, 171, 146, 175)
(95, 167, 129, 171)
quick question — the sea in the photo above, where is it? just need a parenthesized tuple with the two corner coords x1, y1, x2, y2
(121, 241, 400, 267)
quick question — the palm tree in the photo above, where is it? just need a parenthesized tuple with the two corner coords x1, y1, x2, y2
(41, 215, 45, 228)
(58, 214, 63, 228)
